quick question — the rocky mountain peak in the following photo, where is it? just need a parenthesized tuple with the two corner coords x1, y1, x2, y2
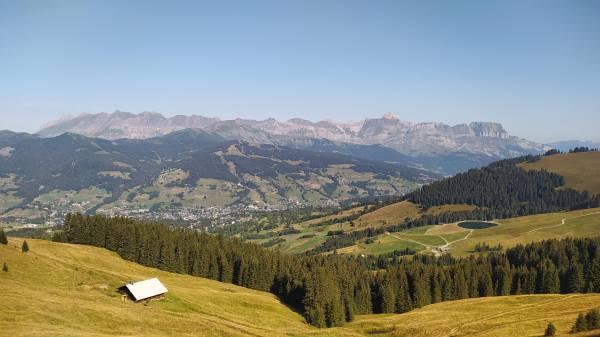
(383, 112, 399, 120)
(469, 122, 509, 138)
(37, 111, 546, 161)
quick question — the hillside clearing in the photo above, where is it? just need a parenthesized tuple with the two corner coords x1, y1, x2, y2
(519, 151, 600, 196)
(337, 207, 600, 257)
(448, 207, 600, 256)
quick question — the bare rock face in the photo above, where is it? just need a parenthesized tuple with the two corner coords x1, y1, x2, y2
(38, 111, 547, 158)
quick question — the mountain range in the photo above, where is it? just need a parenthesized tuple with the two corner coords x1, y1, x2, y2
(0, 129, 435, 222)
(38, 111, 548, 175)
(546, 140, 600, 152)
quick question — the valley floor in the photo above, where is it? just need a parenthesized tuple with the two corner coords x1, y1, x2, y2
(1, 238, 599, 337)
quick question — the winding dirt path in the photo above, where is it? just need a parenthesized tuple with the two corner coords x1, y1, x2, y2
(526, 218, 565, 234)
(385, 232, 430, 248)
(523, 210, 600, 235)
(385, 230, 472, 255)
(439, 230, 473, 250)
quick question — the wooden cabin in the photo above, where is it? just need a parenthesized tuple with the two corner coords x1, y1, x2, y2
(119, 278, 168, 302)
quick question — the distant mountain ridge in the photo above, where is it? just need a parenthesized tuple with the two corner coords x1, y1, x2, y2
(38, 112, 548, 174)
(0, 130, 434, 221)
(546, 140, 600, 152)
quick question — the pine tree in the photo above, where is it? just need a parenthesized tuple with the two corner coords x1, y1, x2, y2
(544, 322, 556, 336)
(589, 258, 600, 292)
(0, 228, 7, 245)
(378, 280, 396, 313)
(21, 240, 29, 253)
(572, 313, 588, 333)
(565, 264, 584, 293)
(2, 262, 7, 272)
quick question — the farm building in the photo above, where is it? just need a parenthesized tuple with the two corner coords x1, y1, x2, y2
(120, 278, 168, 302)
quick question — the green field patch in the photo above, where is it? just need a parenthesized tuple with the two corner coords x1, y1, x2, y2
(400, 225, 434, 235)
(449, 207, 600, 256)
(358, 235, 425, 255)
(440, 232, 470, 243)
(458, 221, 497, 229)
(396, 233, 446, 246)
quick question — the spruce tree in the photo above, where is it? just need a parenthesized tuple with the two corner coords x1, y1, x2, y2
(565, 264, 584, 293)
(589, 258, 600, 292)
(544, 322, 556, 336)
(0, 228, 7, 245)
(21, 240, 29, 253)
(378, 280, 396, 313)
(2, 262, 7, 272)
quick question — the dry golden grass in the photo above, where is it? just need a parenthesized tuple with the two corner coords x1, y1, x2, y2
(425, 223, 468, 235)
(0, 238, 339, 337)
(426, 204, 477, 215)
(448, 207, 600, 256)
(352, 201, 421, 230)
(519, 151, 600, 196)
(1, 238, 600, 337)
(349, 294, 600, 337)
(293, 206, 365, 229)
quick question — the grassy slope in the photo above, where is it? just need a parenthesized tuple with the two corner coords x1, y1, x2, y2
(0, 238, 336, 337)
(257, 201, 424, 254)
(449, 206, 600, 256)
(519, 151, 600, 196)
(339, 207, 600, 257)
(352, 201, 421, 230)
(1, 238, 600, 337)
(306, 152, 600, 256)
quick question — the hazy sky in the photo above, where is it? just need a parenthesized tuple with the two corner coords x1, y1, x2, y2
(1, 0, 599, 142)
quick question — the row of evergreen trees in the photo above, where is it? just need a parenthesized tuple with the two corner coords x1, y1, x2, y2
(61, 213, 600, 328)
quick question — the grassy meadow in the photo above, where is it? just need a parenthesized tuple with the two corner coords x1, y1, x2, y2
(335, 207, 600, 257)
(2, 238, 600, 337)
(519, 151, 600, 196)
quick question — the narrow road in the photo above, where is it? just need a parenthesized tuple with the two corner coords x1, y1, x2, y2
(526, 218, 565, 234)
(439, 230, 473, 250)
(385, 232, 430, 248)
(386, 230, 473, 253)
(523, 210, 600, 235)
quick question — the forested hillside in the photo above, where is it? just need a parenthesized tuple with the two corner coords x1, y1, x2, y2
(305, 154, 600, 255)
(0, 130, 434, 222)
(61, 214, 600, 328)
(406, 156, 599, 220)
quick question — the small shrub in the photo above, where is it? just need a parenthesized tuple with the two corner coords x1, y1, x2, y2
(0, 228, 7, 245)
(544, 322, 556, 336)
(585, 309, 600, 330)
(21, 240, 29, 253)
(2, 262, 7, 272)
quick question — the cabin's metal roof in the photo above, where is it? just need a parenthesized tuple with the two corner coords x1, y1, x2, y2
(125, 278, 168, 301)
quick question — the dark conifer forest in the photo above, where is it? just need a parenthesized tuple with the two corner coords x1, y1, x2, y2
(406, 156, 599, 218)
(62, 213, 600, 328)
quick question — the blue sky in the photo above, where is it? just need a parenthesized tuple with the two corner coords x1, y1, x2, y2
(1, 0, 599, 142)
